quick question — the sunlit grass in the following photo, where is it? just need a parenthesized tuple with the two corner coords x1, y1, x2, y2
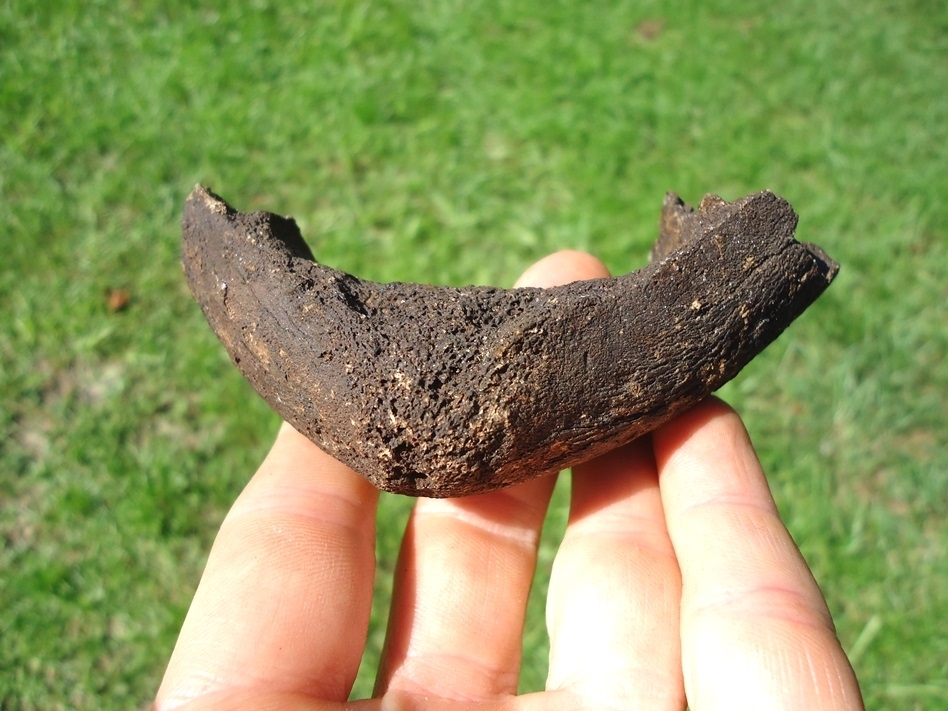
(1, 1, 945, 708)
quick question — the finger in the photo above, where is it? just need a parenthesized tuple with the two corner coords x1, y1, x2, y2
(375, 250, 611, 701)
(513, 249, 611, 288)
(655, 398, 863, 710)
(546, 436, 685, 709)
(545, 251, 685, 708)
(156, 422, 380, 708)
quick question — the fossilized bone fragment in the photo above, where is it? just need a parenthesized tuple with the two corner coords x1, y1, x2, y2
(182, 186, 838, 497)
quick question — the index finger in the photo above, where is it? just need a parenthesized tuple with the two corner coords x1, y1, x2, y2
(654, 398, 864, 710)
(155, 423, 379, 708)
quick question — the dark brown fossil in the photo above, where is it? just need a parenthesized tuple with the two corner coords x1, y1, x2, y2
(182, 186, 838, 497)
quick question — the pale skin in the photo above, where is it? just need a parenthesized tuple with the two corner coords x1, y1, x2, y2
(154, 251, 864, 711)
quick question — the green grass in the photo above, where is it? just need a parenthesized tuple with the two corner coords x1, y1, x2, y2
(2, 0, 946, 708)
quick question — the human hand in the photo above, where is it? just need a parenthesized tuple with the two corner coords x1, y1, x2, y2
(154, 251, 864, 711)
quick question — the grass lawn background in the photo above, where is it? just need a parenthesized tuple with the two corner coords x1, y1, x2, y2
(2, 0, 945, 708)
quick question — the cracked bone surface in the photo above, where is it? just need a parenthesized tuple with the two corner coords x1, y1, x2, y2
(182, 186, 838, 497)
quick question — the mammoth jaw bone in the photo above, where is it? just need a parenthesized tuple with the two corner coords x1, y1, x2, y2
(181, 185, 838, 497)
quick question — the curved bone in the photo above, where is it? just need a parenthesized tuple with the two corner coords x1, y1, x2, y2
(182, 186, 838, 497)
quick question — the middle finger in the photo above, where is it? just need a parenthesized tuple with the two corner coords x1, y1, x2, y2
(546, 438, 685, 709)
(375, 475, 558, 701)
